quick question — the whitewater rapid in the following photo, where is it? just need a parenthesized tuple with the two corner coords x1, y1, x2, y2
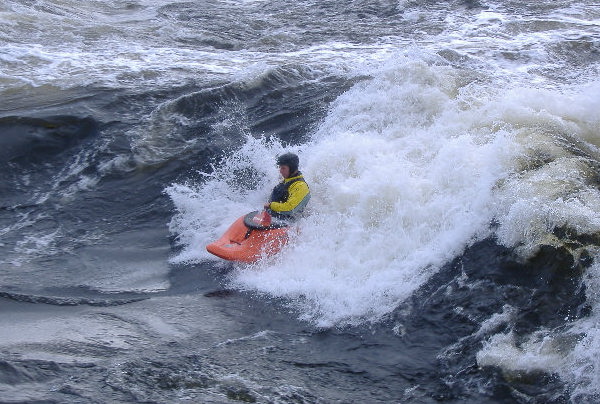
(165, 10, 600, 395)
(168, 51, 600, 327)
(2, 0, 600, 402)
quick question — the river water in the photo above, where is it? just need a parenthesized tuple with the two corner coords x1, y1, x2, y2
(1, 0, 600, 402)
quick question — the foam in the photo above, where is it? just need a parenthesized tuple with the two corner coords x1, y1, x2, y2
(473, 76, 600, 393)
(168, 53, 519, 326)
(477, 253, 600, 401)
(168, 50, 600, 329)
(489, 84, 600, 256)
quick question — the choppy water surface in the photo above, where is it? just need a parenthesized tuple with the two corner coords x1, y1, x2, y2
(1, 0, 600, 402)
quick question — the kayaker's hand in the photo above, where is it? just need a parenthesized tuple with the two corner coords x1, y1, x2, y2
(264, 202, 271, 209)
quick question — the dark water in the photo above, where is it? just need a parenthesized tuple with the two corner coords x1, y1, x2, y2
(1, 1, 600, 403)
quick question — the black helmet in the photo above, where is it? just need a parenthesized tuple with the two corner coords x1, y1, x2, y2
(276, 152, 299, 173)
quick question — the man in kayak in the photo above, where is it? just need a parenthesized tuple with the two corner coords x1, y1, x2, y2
(263, 152, 311, 223)
(206, 153, 310, 262)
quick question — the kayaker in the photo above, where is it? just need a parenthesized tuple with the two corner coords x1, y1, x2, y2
(263, 152, 311, 222)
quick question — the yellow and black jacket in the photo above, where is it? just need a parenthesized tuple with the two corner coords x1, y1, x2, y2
(267, 172, 310, 220)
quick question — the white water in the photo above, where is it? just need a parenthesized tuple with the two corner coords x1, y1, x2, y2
(477, 252, 600, 402)
(0, 0, 393, 95)
(167, 51, 600, 328)
(3, 0, 600, 399)
(167, 49, 600, 402)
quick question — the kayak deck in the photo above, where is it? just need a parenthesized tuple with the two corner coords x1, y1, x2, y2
(206, 211, 289, 263)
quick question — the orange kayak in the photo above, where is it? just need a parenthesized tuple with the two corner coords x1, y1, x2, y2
(206, 211, 290, 263)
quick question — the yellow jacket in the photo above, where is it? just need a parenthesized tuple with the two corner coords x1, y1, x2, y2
(268, 173, 311, 218)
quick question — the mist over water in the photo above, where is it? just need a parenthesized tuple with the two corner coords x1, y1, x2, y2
(2, 0, 600, 402)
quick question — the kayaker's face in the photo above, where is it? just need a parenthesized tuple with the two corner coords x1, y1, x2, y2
(279, 165, 290, 179)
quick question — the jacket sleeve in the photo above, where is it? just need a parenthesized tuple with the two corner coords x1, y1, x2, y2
(269, 181, 310, 215)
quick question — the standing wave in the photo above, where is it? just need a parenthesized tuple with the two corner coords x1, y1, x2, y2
(168, 50, 599, 325)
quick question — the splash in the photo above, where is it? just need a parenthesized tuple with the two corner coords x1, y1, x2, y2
(170, 54, 516, 326)
(168, 52, 600, 327)
(166, 135, 293, 264)
(229, 55, 518, 327)
(476, 251, 600, 402)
